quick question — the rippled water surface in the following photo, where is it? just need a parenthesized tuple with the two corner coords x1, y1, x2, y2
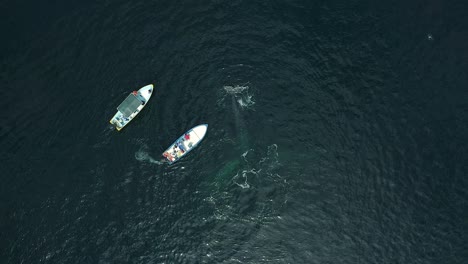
(1, 0, 468, 263)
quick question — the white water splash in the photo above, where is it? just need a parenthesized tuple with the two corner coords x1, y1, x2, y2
(205, 144, 289, 225)
(241, 149, 254, 162)
(237, 95, 254, 108)
(221, 85, 255, 109)
(224, 85, 248, 94)
(233, 168, 260, 189)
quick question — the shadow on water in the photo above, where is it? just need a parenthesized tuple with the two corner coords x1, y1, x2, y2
(220, 85, 255, 149)
(197, 144, 289, 262)
(172, 85, 289, 261)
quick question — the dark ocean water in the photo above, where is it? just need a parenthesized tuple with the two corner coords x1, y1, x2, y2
(1, 0, 468, 263)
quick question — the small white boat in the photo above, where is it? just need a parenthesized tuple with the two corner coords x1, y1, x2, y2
(162, 124, 208, 164)
(110, 84, 154, 131)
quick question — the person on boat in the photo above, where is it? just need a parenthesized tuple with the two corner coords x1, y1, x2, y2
(132, 91, 138, 95)
(184, 133, 190, 140)
(163, 152, 173, 161)
(178, 142, 186, 153)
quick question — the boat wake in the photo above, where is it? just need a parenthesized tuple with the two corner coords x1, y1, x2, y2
(135, 148, 164, 165)
(92, 128, 113, 149)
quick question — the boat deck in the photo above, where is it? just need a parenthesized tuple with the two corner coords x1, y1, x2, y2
(163, 125, 208, 163)
(109, 84, 153, 131)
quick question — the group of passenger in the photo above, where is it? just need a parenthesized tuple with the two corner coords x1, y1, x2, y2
(163, 133, 191, 162)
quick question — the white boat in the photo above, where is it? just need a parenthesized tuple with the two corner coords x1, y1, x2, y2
(162, 124, 208, 164)
(110, 84, 154, 131)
